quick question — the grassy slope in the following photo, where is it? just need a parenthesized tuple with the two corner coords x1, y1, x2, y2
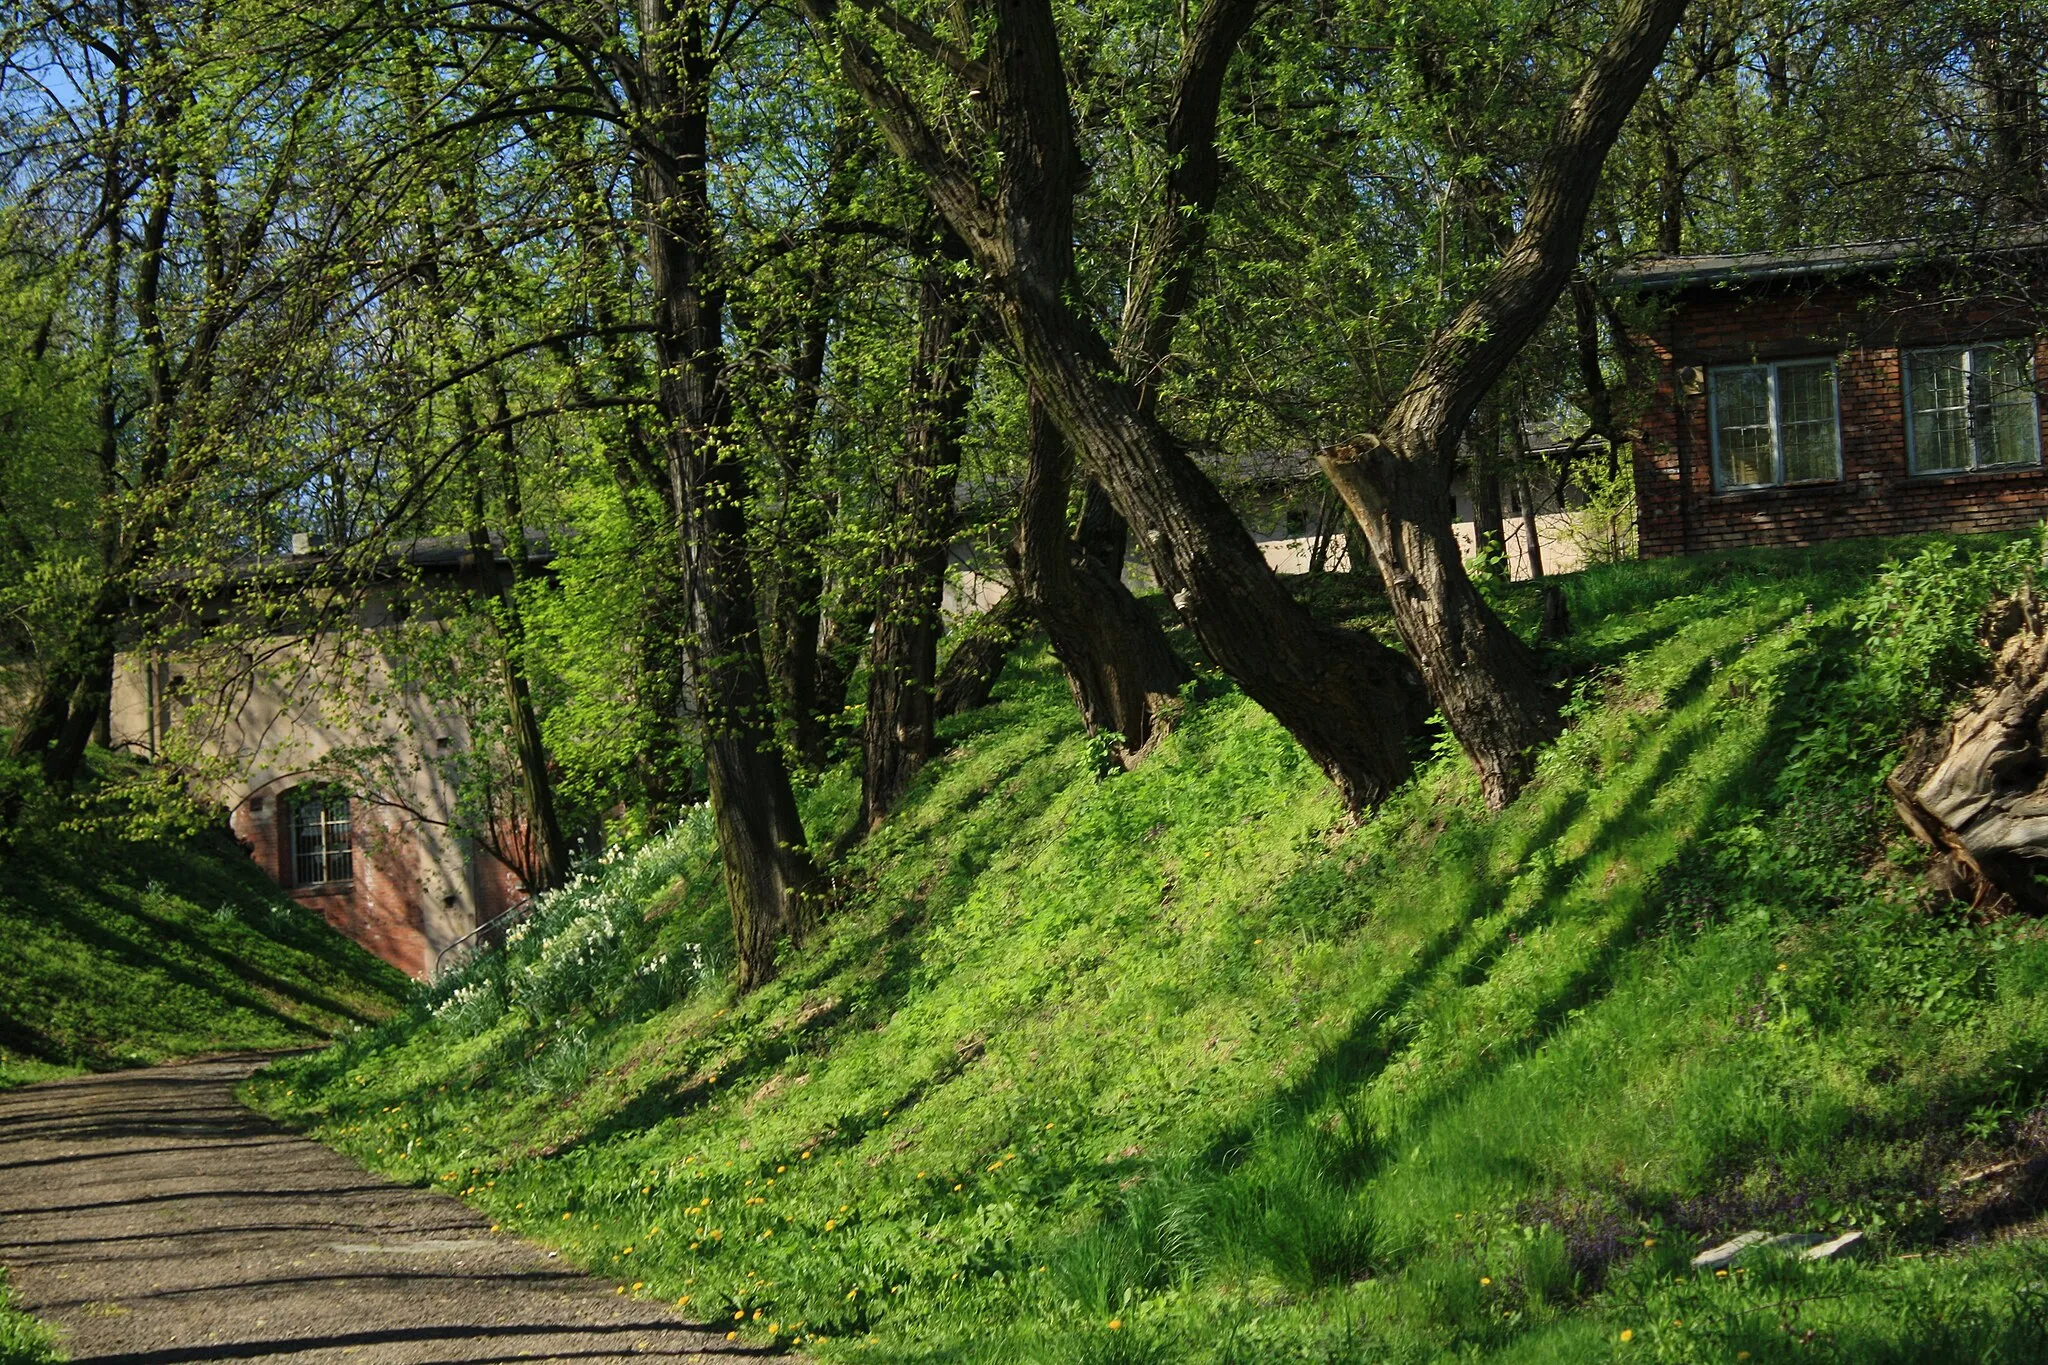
(255, 535, 2048, 1363)
(0, 799, 411, 1090)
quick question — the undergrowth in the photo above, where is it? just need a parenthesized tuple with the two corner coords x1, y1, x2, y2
(252, 532, 2048, 1362)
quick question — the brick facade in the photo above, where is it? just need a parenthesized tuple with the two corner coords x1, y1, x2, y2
(1631, 269, 2048, 557)
(227, 781, 526, 979)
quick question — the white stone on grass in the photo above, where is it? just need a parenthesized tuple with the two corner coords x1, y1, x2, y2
(1691, 1231, 1769, 1270)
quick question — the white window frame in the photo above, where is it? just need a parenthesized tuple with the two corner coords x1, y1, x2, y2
(1706, 357, 1844, 491)
(1904, 340, 2042, 475)
(290, 789, 354, 888)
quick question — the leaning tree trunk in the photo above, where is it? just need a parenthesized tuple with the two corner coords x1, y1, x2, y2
(1323, 440, 1559, 807)
(936, 591, 1026, 718)
(861, 257, 982, 831)
(1890, 593, 2048, 916)
(1014, 395, 1190, 758)
(1319, 0, 1686, 808)
(638, 0, 813, 990)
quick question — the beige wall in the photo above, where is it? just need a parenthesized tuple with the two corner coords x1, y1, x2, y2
(110, 629, 522, 978)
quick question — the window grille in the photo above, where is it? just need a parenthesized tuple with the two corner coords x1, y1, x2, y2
(291, 791, 353, 887)
(1708, 359, 1842, 489)
(1906, 341, 2041, 474)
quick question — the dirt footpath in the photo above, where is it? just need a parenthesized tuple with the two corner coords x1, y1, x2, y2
(0, 1056, 763, 1363)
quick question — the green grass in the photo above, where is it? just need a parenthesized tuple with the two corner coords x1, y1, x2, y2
(252, 533, 2048, 1362)
(0, 773, 410, 1090)
(0, 1268, 61, 1365)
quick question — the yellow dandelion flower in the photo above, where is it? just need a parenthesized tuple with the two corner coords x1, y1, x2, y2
(677, 1296, 690, 1307)
(825, 1219, 837, 1230)
(1620, 1329, 1633, 1342)
(1480, 1277, 1492, 1286)
(1108, 1319, 1122, 1331)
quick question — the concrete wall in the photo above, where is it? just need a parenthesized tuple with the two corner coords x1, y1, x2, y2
(1634, 275, 2048, 557)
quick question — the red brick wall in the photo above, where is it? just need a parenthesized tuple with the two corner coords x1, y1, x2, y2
(231, 785, 433, 978)
(1633, 274, 2048, 557)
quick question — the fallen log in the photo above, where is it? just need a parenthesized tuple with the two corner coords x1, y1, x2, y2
(1889, 591, 2048, 915)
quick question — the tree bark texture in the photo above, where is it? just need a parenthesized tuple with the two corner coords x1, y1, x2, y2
(860, 258, 982, 831)
(1013, 396, 1190, 756)
(638, 0, 813, 989)
(1320, 0, 1687, 809)
(1891, 593, 2048, 916)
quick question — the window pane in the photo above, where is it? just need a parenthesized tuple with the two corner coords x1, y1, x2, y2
(1909, 349, 1970, 472)
(1974, 341, 2040, 467)
(1712, 366, 1774, 486)
(325, 798, 352, 884)
(1777, 362, 1840, 482)
(292, 800, 324, 886)
(289, 793, 352, 886)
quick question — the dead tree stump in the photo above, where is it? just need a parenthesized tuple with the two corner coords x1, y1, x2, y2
(1889, 592, 2048, 915)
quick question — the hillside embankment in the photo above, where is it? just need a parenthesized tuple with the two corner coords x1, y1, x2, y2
(253, 534, 2048, 1363)
(0, 780, 409, 1091)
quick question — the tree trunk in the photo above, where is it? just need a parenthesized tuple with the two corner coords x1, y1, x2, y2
(1013, 394, 1191, 757)
(769, 253, 838, 766)
(469, 522, 571, 892)
(638, 0, 813, 990)
(1509, 418, 1547, 582)
(1321, 0, 1686, 808)
(1468, 401, 1507, 576)
(860, 256, 981, 830)
(935, 591, 1025, 718)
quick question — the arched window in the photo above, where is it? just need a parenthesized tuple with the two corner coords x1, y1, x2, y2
(290, 789, 353, 887)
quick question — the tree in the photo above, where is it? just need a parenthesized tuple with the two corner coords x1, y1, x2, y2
(859, 241, 981, 829)
(805, 0, 1429, 811)
(1319, 0, 1689, 808)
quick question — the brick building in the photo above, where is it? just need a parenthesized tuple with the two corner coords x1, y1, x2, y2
(109, 537, 542, 978)
(1616, 231, 2048, 557)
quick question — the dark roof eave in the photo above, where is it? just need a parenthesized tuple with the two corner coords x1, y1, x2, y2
(1608, 225, 2048, 294)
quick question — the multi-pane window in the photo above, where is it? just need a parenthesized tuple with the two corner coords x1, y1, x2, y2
(1906, 340, 2041, 474)
(291, 790, 353, 886)
(1708, 358, 1842, 489)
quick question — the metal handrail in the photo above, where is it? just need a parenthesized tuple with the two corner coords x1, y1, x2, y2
(432, 893, 536, 979)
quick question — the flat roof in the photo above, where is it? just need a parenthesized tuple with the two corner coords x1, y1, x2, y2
(1609, 224, 2048, 292)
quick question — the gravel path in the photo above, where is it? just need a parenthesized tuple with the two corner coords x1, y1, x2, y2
(0, 1056, 763, 1363)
